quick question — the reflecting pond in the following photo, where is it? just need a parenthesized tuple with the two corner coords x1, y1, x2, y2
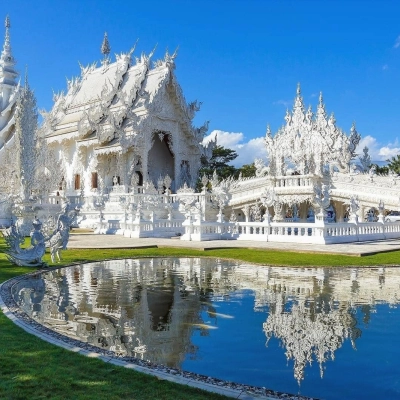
(11, 258, 400, 399)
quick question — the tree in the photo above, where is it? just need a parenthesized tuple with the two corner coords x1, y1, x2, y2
(236, 162, 256, 178)
(387, 155, 400, 174)
(370, 163, 389, 175)
(196, 145, 238, 190)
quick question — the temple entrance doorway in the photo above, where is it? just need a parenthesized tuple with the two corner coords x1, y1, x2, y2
(148, 132, 175, 190)
(135, 171, 143, 186)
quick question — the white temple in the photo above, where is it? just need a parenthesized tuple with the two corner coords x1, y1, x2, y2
(44, 33, 212, 196)
(2, 17, 400, 244)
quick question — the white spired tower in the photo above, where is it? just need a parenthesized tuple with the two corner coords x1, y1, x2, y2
(0, 16, 19, 152)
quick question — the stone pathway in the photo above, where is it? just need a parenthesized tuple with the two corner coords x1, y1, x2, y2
(69, 233, 400, 256)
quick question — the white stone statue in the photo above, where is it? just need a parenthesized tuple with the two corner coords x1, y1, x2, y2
(347, 195, 360, 223)
(369, 164, 377, 181)
(359, 146, 371, 172)
(46, 203, 80, 262)
(4, 218, 46, 267)
(254, 158, 269, 177)
(4, 203, 79, 266)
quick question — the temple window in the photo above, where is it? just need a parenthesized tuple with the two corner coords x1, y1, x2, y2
(91, 172, 98, 189)
(58, 177, 65, 191)
(112, 176, 120, 186)
(74, 174, 80, 190)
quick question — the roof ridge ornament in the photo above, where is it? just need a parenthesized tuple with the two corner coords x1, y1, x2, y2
(293, 83, 305, 114)
(128, 38, 139, 58)
(101, 32, 111, 67)
(266, 124, 272, 138)
(24, 64, 29, 91)
(316, 90, 327, 126)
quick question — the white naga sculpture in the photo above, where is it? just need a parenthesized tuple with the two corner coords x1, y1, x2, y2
(4, 218, 47, 267)
(4, 203, 79, 266)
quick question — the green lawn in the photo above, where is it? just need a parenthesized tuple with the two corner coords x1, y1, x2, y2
(1, 237, 399, 400)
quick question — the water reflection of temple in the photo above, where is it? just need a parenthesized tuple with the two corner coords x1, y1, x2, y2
(12, 259, 400, 381)
(250, 266, 400, 384)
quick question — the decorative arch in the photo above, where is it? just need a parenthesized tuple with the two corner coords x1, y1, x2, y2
(147, 130, 175, 187)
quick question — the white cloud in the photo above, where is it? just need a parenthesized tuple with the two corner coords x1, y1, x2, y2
(203, 131, 400, 168)
(378, 146, 400, 159)
(382, 64, 389, 71)
(356, 135, 400, 162)
(203, 130, 267, 167)
(394, 35, 400, 48)
(273, 99, 291, 108)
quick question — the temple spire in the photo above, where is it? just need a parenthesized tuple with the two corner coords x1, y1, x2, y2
(1, 15, 14, 65)
(293, 83, 305, 113)
(101, 32, 111, 67)
(101, 32, 110, 55)
(316, 91, 327, 121)
(319, 91, 323, 106)
(0, 15, 18, 86)
(266, 124, 272, 138)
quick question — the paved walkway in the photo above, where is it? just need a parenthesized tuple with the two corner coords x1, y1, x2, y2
(69, 234, 400, 256)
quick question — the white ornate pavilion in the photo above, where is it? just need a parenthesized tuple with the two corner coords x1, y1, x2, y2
(2, 17, 400, 244)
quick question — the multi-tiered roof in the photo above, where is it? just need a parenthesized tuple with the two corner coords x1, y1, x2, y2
(265, 84, 361, 175)
(44, 35, 211, 158)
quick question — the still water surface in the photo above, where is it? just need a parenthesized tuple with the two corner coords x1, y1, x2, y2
(11, 258, 400, 399)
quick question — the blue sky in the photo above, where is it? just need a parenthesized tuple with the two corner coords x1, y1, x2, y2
(5, 0, 400, 165)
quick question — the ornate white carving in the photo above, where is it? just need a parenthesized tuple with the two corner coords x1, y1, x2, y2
(4, 218, 46, 267)
(254, 158, 269, 177)
(265, 85, 361, 176)
(359, 146, 371, 172)
(46, 203, 80, 262)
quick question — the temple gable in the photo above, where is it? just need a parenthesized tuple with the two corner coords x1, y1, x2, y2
(43, 42, 211, 195)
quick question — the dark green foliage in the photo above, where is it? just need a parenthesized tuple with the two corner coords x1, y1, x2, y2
(196, 145, 238, 190)
(387, 154, 400, 174)
(236, 162, 256, 178)
(371, 163, 389, 175)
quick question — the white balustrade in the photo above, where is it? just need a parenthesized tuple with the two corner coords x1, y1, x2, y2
(48, 187, 400, 244)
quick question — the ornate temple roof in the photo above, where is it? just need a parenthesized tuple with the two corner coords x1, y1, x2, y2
(265, 84, 361, 175)
(44, 38, 208, 154)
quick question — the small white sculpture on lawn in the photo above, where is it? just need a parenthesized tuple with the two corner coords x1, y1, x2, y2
(46, 203, 80, 262)
(4, 203, 79, 266)
(4, 218, 46, 267)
